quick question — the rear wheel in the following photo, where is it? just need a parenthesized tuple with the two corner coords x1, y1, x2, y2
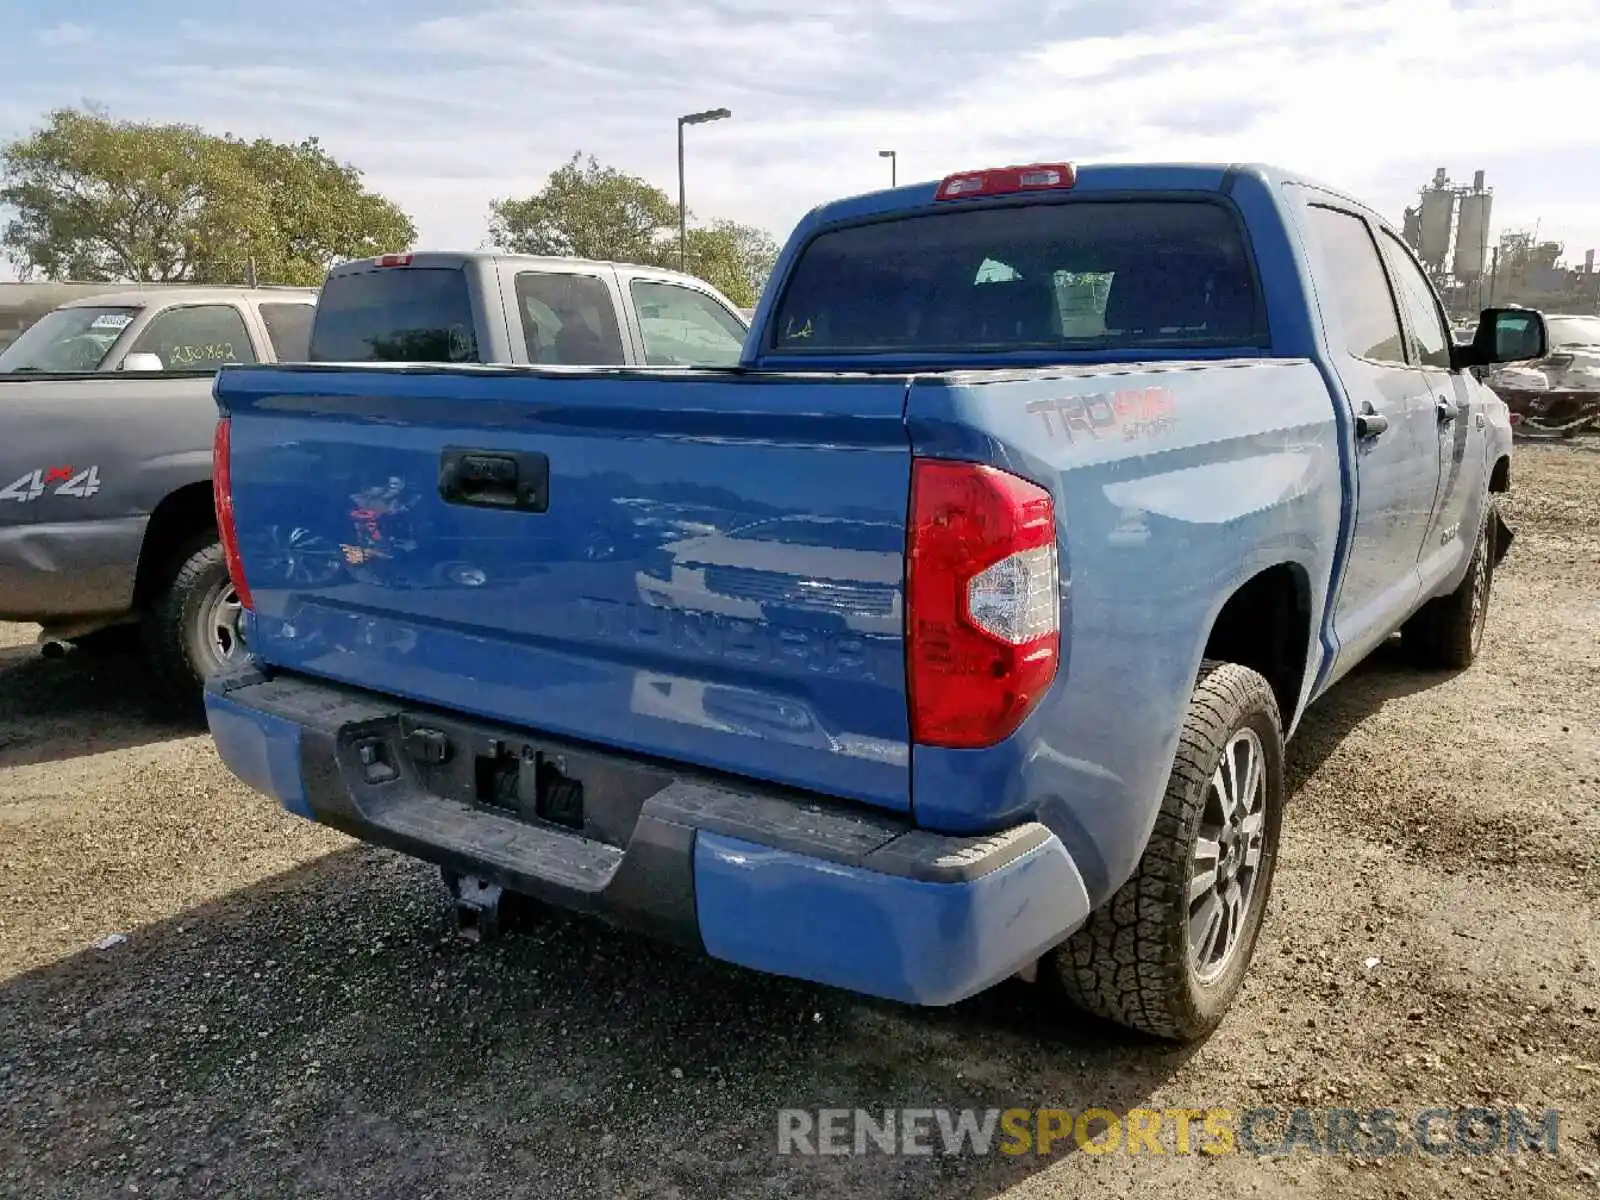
(142, 536, 245, 707)
(1049, 660, 1286, 1042)
(1403, 500, 1497, 670)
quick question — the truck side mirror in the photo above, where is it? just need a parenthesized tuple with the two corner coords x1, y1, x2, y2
(1461, 308, 1547, 368)
(120, 352, 165, 372)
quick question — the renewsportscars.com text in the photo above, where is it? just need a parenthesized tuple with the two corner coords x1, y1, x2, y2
(776, 1107, 1562, 1159)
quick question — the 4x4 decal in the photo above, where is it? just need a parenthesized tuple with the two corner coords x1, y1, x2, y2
(0, 466, 102, 502)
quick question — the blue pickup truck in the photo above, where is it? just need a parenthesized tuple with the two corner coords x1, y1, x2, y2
(203, 162, 1546, 1041)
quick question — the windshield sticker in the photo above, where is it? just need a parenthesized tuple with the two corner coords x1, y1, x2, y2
(90, 314, 134, 331)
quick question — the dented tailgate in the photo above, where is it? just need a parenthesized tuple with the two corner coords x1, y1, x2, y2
(216, 364, 915, 811)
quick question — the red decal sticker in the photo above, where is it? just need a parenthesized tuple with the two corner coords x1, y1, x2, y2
(44, 466, 75, 483)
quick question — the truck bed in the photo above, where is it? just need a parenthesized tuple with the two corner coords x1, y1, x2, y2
(215, 353, 1342, 848)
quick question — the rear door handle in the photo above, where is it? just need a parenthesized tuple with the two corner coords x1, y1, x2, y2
(439, 447, 550, 512)
(1436, 398, 1459, 425)
(1355, 403, 1389, 439)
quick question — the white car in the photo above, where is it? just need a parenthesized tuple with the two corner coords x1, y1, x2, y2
(1536, 314, 1600, 389)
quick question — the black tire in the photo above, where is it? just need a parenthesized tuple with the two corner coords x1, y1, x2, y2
(141, 535, 244, 707)
(1402, 500, 1497, 671)
(1048, 660, 1286, 1042)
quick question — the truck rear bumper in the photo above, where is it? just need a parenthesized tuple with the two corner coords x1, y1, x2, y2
(205, 667, 1092, 1007)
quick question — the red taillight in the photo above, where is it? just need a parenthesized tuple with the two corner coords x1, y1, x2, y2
(212, 417, 254, 611)
(375, 253, 414, 267)
(935, 162, 1077, 202)
(907, 459, 1060, 749)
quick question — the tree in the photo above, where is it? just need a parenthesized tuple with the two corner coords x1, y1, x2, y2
(488, 151, 779, 307)
(209, 135, 417, 286)
(683, 220, 779, 308)
(489, 153, 676, 263)
(1, 108, 416, 285)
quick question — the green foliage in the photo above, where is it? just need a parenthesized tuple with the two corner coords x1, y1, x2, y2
(489, 151, 778, 307)
(682, 220, 780, 308)
(1, 108, 416, 285)
(489, 153, 676, 263)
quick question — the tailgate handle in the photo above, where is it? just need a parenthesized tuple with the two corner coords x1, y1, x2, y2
(439, 447, 549, 512)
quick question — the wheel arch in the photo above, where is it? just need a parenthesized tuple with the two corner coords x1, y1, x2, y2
(132, 482, 217, 611)
(1200, 562, 1315, 731)
(1489, 455, 1510, 494)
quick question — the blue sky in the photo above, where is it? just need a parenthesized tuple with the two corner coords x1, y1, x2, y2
(4, 0, 1600, 282)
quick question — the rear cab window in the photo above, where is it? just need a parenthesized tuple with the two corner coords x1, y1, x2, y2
(309, 267, 480, 363)
(130, 304, 259, 369)
(514, 271, 626, 365)
(769, 200, 1265, 358)
(258, 302, 316, 361)
(1302, 206, 1407, 364)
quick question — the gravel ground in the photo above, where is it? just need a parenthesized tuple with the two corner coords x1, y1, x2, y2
(2, 443, 1598, 1200)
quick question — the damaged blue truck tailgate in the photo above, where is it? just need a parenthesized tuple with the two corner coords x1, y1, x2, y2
(205, 162, 1540, 1041)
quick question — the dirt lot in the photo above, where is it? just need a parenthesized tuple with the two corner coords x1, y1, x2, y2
(2, 444, 1597, 1200)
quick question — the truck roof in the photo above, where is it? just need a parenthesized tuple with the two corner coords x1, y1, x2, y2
(800, 161, 1386, 230)
(60, 285, 318, 309)
(327, 250, 720, 289)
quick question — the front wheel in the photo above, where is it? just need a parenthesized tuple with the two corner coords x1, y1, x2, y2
(1403, 500, 1497, 670)
(142, 536, 245, 707)
(1048, 660, 1286, 1042)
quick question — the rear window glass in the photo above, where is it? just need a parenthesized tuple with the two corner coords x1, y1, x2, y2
(309, 267, 479, 363)
(258, 302, 316, 361)
(771, 200, 1263, 356)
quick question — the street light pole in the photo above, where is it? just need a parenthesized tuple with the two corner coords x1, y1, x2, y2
(677, 107, 732, 271)
(879, 149, 897, 187)
(677, 120, 686, 270)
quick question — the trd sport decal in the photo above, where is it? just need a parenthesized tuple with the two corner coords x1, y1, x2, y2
(1026, 387, 1176, 443)
(0, 466, 102, 501)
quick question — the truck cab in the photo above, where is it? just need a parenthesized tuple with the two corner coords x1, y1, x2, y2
(0, 286, 317, 374)
(309, 252, 751, 369)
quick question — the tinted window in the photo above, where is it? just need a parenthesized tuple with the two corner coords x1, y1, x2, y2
(131, 305, 258, 369)
(0, 306, 137, 373)
(630, 280, 747, 367)
(310, 267, 479, 363)
(1379, 230, 1451, 368)
(771, 200, 1263, 355)
(258, 302, 316, 361)
(514, 272, 625, 365)
(1303, 207, 1405, 364)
